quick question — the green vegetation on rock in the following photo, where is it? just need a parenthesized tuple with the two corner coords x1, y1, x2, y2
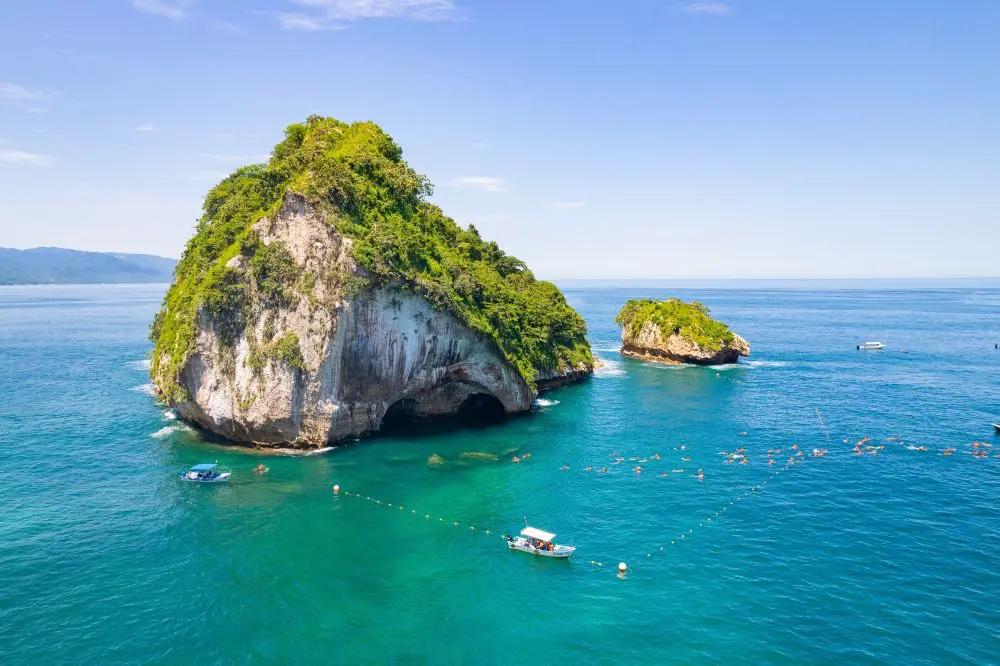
(150, 115, 591, 400)
(615, 298, 735, 353)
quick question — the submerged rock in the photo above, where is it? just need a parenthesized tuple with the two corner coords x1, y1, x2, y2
(615, 298, 750, 365)
(150, 117, 593, 447)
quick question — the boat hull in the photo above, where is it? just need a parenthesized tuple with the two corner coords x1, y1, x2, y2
(507, 538, 575, 558)
(180, 472, 231, 483)
(993, 424, 1000, 434)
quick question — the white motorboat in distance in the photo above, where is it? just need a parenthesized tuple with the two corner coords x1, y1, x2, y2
(857, 341, 885, 350)
(506, 526, 576, 558)
(993, 423, 1000, 435)
(180, 463, 232, 483)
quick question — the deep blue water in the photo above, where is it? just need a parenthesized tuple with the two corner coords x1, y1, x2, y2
(1, 283, 998, 664)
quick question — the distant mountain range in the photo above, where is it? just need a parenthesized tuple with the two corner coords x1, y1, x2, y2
(0, 247, 177, 285)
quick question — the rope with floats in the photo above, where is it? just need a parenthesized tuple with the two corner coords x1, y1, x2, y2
(333, 485, 512, 544)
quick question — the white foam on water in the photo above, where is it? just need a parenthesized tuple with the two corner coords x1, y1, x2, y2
(151, 425, 178, 439)
(162, 410, 177, 421)
(306, 447, 335, 456)
(707, 364, 741, 371)
(127, 359, 152, 370)
(643, 361, 690, 370)
(594, 358, 626, 377)
(131, 383, 157, 396)
(743, 360, 789, 368)
(533, 398, 560, 407)
(594, 345, 622, 353)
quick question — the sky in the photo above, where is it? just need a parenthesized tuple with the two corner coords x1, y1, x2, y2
(1, 0, 998, 279)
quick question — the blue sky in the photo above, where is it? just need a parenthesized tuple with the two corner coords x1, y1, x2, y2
(1, 1, 998, 278)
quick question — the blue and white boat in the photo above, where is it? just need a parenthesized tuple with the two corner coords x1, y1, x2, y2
(506, 526, 576, 558)
(857, 341, 885, 351)
(180, 463, 232, 483)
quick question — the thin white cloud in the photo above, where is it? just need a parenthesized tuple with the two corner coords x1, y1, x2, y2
(548, 201, 585, 210)
(450, 176, 505, 192)
(278, 0, 462, 29)
(187, 169, 231, 181)
(133, 123, 157, 132)
(206, 154, 271, 163)
(0, 148, 57, 167)
(277, 12, 334, 30)
(132, 0, 194, 21)
(678, 2, 733, 15)
(0, 82, 60, 105)
(215, 20, 246, 34)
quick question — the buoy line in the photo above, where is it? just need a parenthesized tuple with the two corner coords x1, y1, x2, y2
(335, 488, 512, 544)
(611, 450, 808, 575)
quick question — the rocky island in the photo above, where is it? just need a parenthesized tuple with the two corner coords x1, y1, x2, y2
(615, 298, 750, 365)
(149, 116, 593, 447)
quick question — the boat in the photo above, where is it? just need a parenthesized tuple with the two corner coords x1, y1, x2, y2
(857, 341, 885, 350)
(180, 463, 232, 483)
(506, 526, 576, 558)
(993, 424, 1000, 434)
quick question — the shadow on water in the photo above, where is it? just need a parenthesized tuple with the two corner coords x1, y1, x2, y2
(379, 393, 509, 439)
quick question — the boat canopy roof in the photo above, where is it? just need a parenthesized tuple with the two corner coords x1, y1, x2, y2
(189, 463, 218, 471)
(521, 527, 556, 542)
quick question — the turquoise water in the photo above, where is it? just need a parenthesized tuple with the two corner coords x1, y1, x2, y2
(2, 283, 999, 664)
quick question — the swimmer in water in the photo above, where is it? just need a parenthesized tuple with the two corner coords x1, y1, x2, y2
(696, 468, 704, 481)
(512, 456, 521, 463)
(653, 453, 661, 460)
(601, 467, 609, 473)
(584, 466, 593, 471)
(560, 465, 570, 471)
(769, 459, 775, 466)
(740, 458, 749, 465)
(253, 463, 268, 475)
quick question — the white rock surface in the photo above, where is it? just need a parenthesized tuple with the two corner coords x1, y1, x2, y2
(165, 193, 582, 446)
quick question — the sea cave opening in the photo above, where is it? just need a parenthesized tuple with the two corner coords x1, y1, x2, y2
(379, 393, 507, 437)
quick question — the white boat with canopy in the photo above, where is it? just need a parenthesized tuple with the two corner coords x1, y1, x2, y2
(180, 463, 232, 483)
(506, 526, 576, 558)
(857, 341, 885, 350)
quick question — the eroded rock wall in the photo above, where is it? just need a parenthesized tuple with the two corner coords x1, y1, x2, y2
(170, 195, 538, 446)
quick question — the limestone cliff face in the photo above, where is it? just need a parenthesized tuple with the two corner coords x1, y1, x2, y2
(620, 320, 751, 365)
(164, 194, 584, 446)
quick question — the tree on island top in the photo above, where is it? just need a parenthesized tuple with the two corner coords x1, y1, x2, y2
(615, 298, 736, 353)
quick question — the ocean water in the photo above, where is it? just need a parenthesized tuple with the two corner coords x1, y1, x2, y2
(1, 283, 999, 664)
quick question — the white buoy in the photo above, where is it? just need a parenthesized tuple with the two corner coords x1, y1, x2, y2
(333, 484, 340, 494)
(618, 562, 627, 575)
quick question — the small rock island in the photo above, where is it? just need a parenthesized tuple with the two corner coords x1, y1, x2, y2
(615, 298, 750, 365)
(149, 116, 593, 447)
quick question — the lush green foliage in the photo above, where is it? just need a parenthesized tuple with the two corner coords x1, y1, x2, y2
(615, 298, 735, 353)
(151, 115, 591, 398)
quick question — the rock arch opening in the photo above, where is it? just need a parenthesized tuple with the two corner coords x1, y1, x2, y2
(378, 392, 507, 437)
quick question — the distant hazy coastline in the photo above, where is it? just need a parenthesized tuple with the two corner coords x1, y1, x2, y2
(0, 247, 177, 285)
